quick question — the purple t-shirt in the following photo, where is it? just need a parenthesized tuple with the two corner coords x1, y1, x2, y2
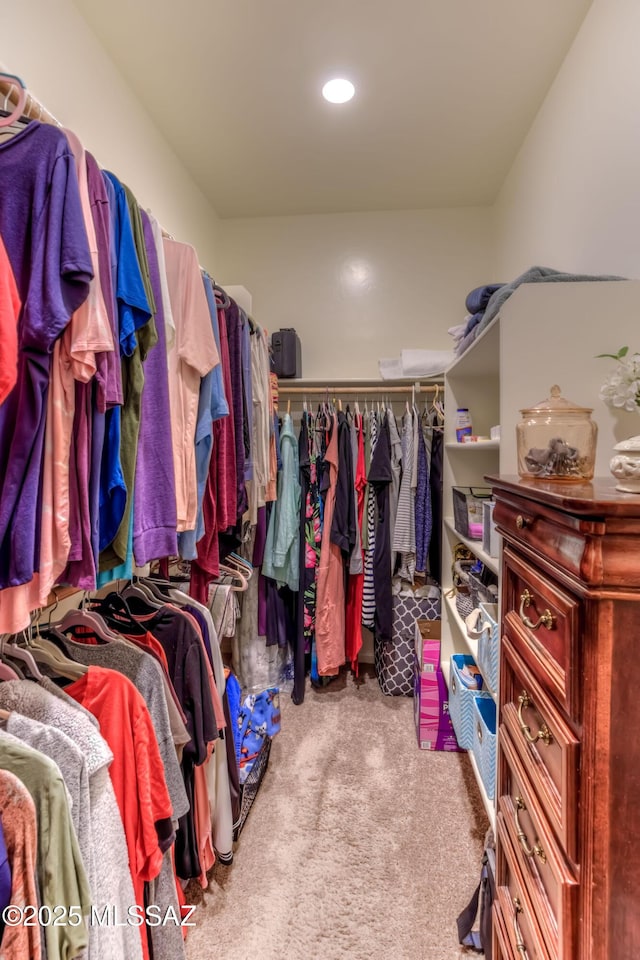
(132, 211, 178, 565)
(0, 122, 92, 588)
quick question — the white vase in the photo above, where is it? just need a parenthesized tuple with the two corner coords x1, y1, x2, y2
(610, 436, 640, 492)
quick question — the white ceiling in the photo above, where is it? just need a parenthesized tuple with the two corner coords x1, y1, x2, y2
(72, 0, 593, 219)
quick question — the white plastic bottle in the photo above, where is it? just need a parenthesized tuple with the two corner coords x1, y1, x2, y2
(455, 408, 473, 442)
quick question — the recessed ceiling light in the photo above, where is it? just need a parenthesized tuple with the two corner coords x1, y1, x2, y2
(322, 78, 355, 104)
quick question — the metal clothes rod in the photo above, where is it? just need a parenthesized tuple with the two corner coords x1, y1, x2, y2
(276, 383, 442, 394)
(0, 76, 61, 127)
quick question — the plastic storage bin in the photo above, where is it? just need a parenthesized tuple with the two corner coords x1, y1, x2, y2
(476, 602, 499, 694)
(449, 654, 492, 750)
(452, 487, 493, 539)
(482, 500, 500, 558)
(467, 566, 498, 608)
(472, 697, 497, 800)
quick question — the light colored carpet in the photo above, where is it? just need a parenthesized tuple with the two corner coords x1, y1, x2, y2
(185, 667, 488, 960)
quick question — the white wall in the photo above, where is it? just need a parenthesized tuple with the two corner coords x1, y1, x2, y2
(494, 0, 640, 280)
(2, 0, 221, 271)
(217, 207, 496, 379)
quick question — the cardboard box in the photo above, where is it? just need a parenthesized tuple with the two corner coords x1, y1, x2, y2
(414, 650, 462, 752)
(414, 618, 442, 672)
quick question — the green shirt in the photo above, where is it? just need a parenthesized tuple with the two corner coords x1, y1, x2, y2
(0, 731, 91, 960)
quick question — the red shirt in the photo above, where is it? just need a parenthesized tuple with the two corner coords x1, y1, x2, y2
(66, 665, 173, 960)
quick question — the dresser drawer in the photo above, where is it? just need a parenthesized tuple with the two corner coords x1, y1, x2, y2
(501, 633, 580, 864)
(493, 490, 598, 582)
(496, 813, 553, 960)
(493, 899, 518, 960)
(499, 725, 579, 958)
(503, 547, 581, 719)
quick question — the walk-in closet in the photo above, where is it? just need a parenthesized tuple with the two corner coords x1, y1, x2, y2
(2, 1, 640, 958)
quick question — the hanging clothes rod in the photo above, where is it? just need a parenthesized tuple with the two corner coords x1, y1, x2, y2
(0, 73, 61, 127)
(276, 382, 441, 395)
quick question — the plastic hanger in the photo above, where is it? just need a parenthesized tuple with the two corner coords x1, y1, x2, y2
(28, 634, 87, 681)
(227, 552, 253, 574)
(0, 73, 27, 129)
(56, 608, 122, 643)
(213, 283, 231, 309)
(139, 577, 174, 602)
(1, 628, 44, 680)
(0, 658, 19, 681)
(87, 592, 147, 635)
(122, 581, 164, 609)
(218, 564, 248, 592)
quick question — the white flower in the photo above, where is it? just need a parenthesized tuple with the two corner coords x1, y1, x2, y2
(599, 352, 640, 413)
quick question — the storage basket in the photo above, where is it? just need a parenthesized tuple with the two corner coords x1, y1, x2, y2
(233, 735, 272, 841)
(451, 549, 474, 620)
(452, 487, 493, 539)
(468, 567, 499, 608)
(472, 697, 497, 800)
(477, 602, 499, 694)
(449, 654, 492, 749)
(455, 586, 475, 620)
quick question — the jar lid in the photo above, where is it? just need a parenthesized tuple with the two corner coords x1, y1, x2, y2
(520, 384, 593, 416)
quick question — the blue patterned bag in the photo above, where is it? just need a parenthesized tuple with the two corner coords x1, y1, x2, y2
(375, 590, 440, 696)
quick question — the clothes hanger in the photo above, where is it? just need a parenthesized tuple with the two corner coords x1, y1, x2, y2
(213, 283, 231, 309)
(121, 577, 164, 608)
(50, 589, 122, 643)
(28, 634, 88, 681)
(139, 576, 174, 603)
(121, 575, 170, 610)
(0, 72, 27, 129)
(88, 591, 146, 633)
(217, 564, 248, 591)
(227, 552, 253, 573)
(0, 655, 20, 681)
(1, 625, 44, 680)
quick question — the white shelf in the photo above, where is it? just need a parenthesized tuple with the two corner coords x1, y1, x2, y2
(443, 593, 478, 660)
(444, 592, 498, 698)
(445, 440, 500, 451)
(442, 658, 451, 689)
(468, 749, 496, 833)
(444, 316, 500, 380)
(443, 517, 500, 576)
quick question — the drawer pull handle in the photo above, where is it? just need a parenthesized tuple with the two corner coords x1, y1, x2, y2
(517, 691, 553, 746)
(512, 898, 530, 957)
(515, 514, 530, 530)
(515, 796, 547, 864)
(519, 589, 555, 631)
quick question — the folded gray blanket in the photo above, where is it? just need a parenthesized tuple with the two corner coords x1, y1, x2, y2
(475, 264, 626, 338)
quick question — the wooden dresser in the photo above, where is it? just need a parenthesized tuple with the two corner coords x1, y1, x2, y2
(488, 475, 640, 960)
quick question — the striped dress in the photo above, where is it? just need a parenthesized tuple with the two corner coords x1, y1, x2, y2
(361, 411, 379, 628)
(392, 407, 416, 581)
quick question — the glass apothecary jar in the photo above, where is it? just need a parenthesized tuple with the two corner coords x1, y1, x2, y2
(516, 385, 597, 482)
